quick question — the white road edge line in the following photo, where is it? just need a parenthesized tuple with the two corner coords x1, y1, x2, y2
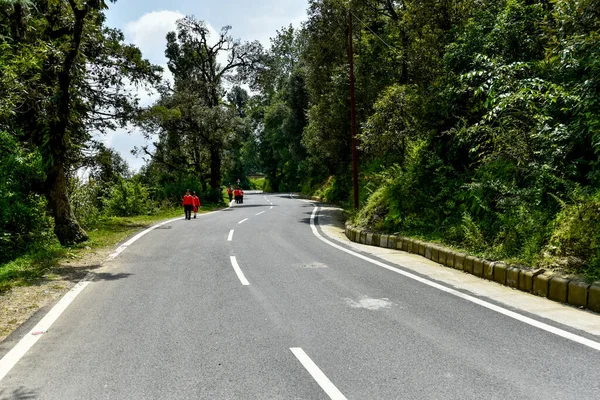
(0, 210, 222, 383)
(290, 347, 347, 400)
(238, 218, 249, 224)
(309, 206, 600, 352)
(227, 230, 234, 241)
(230, 256, 250, 285)
(0, 275, 93, 382)
(255, 211, 266, 216)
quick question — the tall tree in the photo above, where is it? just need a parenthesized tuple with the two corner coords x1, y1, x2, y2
(1, 0, 160, 244)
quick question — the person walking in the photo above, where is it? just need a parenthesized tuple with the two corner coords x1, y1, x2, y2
(182, 189, 194, 220)
(233, 187, 240, 204)
(240, 188, 244, 204)
(227, 186, 233, 203)
(192, 191, 201, 219)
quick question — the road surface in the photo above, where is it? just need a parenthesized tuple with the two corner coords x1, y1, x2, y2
(1, 192, 599, 399)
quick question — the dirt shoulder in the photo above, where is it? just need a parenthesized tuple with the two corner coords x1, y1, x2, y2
(0, 247, 111, 343)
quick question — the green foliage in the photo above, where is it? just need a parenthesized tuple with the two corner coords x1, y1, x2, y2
(548, 189, 600, 279)
(103, 178, 150, 217)
(0, 131, 54, 263)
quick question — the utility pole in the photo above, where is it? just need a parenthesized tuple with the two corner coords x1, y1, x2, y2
(348, 4, 359, 209)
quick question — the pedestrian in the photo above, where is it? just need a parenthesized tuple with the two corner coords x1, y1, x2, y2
(182, 189, 194, 220)
(227, 185, 233, 203)
(233, 187, 241, 204)
(240, 188, 244, 204)
(192, 191, 201, 219)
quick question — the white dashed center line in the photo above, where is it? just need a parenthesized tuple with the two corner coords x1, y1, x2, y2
(227, 230, 234, 241)
(290, 348, 347, 400)
(255, 211, 265, 216)
(230, 256, 249, 285)
(238, 218, 248, 224)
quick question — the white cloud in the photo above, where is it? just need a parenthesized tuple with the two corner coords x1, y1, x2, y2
(125, 10, 184, 64)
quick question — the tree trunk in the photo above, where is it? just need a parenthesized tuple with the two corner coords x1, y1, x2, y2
(46, 158, 88, 245)
(209, 147, 221, 190)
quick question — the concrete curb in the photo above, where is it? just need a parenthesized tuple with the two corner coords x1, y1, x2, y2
(345, 223, 598, 314)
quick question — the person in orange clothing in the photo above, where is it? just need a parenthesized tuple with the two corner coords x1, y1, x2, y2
(233, 187, 241, 204)
(192, 191, 201, 219)
(182, 189, 194, 220)
(240, 188, 244, 204)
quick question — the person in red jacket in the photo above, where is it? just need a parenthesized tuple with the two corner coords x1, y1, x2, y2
(227, 186, 233, 203)
(192, 191, 201, 218)
(240, 188, 244, 204)
(233, 187, 241, 204)
(182, 189, 194, 220)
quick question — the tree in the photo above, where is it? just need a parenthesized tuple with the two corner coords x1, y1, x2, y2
(1, 0, 160, 244)
(142, 16, 264, 190)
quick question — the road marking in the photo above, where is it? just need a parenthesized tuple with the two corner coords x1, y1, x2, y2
(230, 256, 250, 285)
(270, 206, 273, 210)
(255, 211, 265, 216)
(238, 218, 249, 224)
(290, 348, 347, 400)
(227, 230, 234, 241)
(0, 209, 224, 383)
(309, 206, 600, 352)
(0, 274, 94, 381)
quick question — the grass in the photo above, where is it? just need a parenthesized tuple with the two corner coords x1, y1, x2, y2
(0, 204, 225, 292)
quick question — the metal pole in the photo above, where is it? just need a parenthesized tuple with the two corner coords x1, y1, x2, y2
(348, 6, 359, 209)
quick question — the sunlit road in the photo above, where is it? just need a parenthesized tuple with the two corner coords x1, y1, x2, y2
(1, 192, 599, 399)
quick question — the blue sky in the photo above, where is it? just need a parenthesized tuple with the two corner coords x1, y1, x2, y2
(101, 0, 309, 171)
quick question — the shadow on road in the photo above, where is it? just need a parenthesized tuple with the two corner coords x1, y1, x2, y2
(0, 386, 38, 399)
(92, 272, 133, 281)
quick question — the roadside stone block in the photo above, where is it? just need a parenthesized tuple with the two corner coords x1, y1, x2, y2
(373, 234, 381, 246)
(406, 239, 414, 253)
(586, 285, 600, 313)
(472, 258, 484, 277)
(360, 231, 367, 244)
(438, 248, 447, 265)
(519, 270, 534, 293)
(425, 245, 433, 260)
(506, 267, 520, 289)
(353, 229, 360, 242)
(379, 235, 388, 248)
(401, 237, 409, 252)
(431, 246, 439, 262)
(454, 253, 465, 270)
(533, 275, 551, 298)
(483, 261, 494, 280)
(493, 262, 507, 285)
(567, 281, 589, 308)
(396, 236, 404, 251)
(548, 277, 570, 303)
(366, 233, 373, 245)
(463, 256, 474, 274)
(387, 235, 396, 249)
(446, 251, 455, 268)
(418, 242, 426, 256)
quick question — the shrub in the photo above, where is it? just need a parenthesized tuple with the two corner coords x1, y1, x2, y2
(104, 178, 150, 217)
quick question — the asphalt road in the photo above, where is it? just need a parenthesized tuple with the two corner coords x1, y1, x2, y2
(1, 192, 599, 399)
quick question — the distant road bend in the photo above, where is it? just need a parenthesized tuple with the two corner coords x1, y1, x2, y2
(1, 191, 599, 399)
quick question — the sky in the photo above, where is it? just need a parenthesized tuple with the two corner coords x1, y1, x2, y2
(101, 0, 309, 171)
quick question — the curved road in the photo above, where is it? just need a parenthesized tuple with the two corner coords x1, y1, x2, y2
(1, 192, 599, 399)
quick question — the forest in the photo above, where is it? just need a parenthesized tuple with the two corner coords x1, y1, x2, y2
(1, 0, 599, 285)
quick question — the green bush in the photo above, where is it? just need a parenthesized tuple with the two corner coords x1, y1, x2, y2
(69, 178, 101, 229)
(547, 189, 600, 279)
(0, 131, 55, 263)
(104, 178, 150, 217)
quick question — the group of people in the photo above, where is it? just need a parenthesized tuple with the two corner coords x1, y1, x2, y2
(181, 190, 201, 220)
(227, 186, 244, 204)
(183, 184, 247, 219)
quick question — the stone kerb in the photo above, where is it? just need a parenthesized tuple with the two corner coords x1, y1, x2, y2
(344, 224, 597, 313)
